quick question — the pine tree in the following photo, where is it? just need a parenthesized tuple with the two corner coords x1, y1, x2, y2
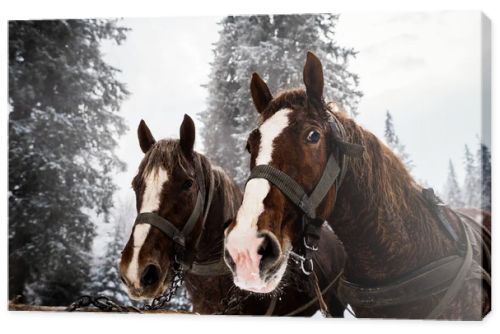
(384, 110, 413, 171)
(9, 20, 129, 305)
(200, 15, 362, 185)
(477, 144, 491, 212)
(86, 197, 134, 304)
(444, 160, 465, 208)
(463, 145, 480, 208)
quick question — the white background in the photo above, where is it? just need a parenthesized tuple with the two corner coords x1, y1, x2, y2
(0, 0, 498, 333)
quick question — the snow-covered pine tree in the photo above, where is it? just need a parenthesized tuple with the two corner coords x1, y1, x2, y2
(200, 16, 274, 183)
(201, 15, 362, 185)
(9, 20, 129, 305)
(384, 110, 414, 171)
(477, 144, 491, 212)
(463, 145, 480, 208)
(443, 160, 465, 208)
(86, 197, 135, 304)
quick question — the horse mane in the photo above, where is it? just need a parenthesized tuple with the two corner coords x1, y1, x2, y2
(199, 156, 242, 222)
(332, 110, 424, 219)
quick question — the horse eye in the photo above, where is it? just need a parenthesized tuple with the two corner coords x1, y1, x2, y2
(182, 179, 193, 190)
(306, 130, 321, 144)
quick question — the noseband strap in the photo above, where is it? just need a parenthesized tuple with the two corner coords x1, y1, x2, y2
(134, 193, 204, 248)
(248, 115, 363, 221)
(248, 153, 341, 220)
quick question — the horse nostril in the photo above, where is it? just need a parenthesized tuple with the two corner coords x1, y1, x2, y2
(141, 264, 160, 288)
(258, 233, 280, 271)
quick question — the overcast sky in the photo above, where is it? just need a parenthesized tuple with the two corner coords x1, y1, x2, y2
(101, 12, 488, 200)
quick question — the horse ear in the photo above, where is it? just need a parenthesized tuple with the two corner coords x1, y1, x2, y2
(138, 120, 156, 153)
(303, 52, 324, 103)
(179, 114, 195, 158)
(250, 73, 273, 114)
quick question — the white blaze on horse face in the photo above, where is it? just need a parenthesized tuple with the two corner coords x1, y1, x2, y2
(126, 167, 168, 287)
(225, 108, 292, 291)
(127, 224, 151, 288)
(140, 168, 168, 213)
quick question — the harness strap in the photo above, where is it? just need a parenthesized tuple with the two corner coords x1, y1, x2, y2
(312, 270, 331, 317)
(422, 188, 460, 243)
(308, 154, 341, 210)
(337, 216, 476, 318)
(427, 221, 473, 318)
(189, 257, 231, 276)
(248, 116, 363, 222)
(265, 296, 278, 316)
(182, 158, 216, 271)
(249, 164, 316, 219)
(182, 192, 204, 237)
(338, 255, 464, 308)
(336, 140, 365, 158)
(248, 155, 341, 220)
(329, 115, 364, 189)
(284, 267, 343, 316)
(134, 211, 192, 248)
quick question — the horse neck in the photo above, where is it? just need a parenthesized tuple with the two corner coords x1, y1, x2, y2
(326, 119, 457, 285)
(192, 162, 242, 264)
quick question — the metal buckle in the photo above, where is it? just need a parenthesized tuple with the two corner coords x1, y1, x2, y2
(303, 236, 319, 251)
(301, 258, 314, 276)
(289, 251, 305, 264)
(289, 251, 314, 276)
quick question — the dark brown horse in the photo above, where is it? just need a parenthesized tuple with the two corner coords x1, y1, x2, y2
(119, 114, 346, 316)
(224, 52, 490, 319)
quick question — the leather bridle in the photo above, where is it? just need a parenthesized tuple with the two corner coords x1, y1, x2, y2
(133, 154, 226, 275)
(247, 113, 364, 275)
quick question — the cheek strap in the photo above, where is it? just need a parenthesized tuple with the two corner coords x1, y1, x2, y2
(133, 192, 203, 248)
(247, 153, 341, 220)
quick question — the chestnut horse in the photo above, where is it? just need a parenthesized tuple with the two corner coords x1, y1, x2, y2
(224, 52, 490, 319)
(119, 114, 346, 316)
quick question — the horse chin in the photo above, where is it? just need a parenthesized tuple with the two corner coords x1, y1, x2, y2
(123, 267, 171, 301)
(235, 253, 289, 295)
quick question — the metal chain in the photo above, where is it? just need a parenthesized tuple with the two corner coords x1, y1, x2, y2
(67, 262, 185, 313)
(142, 267, 184, 311)
(66, 295, 141, 313)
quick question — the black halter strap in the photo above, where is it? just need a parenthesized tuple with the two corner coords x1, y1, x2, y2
(247, 114, 364, 275)
(133, 154, 216, 272)
(248, 115, 363, 219)
(249, 153, 341, 220)
(135, 194, 203, 249)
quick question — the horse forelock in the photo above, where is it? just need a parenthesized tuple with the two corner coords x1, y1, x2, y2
(143, 139, 192, 176)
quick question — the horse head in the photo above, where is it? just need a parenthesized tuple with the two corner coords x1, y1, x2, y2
(224, 52, 349, 293)
(119, 115, 207, 299)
